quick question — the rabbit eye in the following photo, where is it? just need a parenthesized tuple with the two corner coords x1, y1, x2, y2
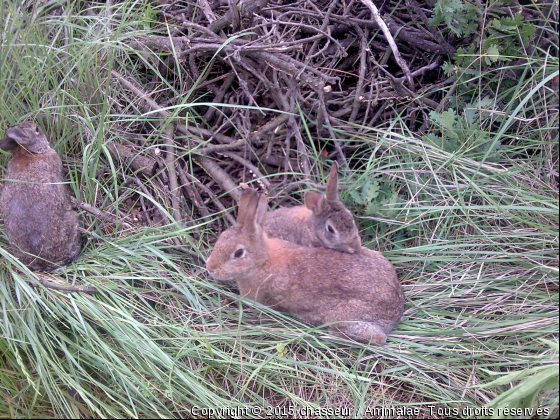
(326, 223, 336, 234)
(233, 249, 245, 259)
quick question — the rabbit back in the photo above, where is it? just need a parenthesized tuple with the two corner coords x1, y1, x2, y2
(264, 205, 316, 247)
(241, 240, 404, 335)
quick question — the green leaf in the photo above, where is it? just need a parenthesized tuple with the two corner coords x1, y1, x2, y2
(364, 180, 380, 202)
(348, 188, 364, 205)
(276, 342, 287, 357)
(429, 110, 443, 126)
(486, 45, 501, 65)
(365, 200, 380, 216)
(465, 107, 477, 124)
(440, 110, 456, 129)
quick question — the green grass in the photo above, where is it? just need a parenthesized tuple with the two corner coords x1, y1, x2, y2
(0, 1, 558, 418)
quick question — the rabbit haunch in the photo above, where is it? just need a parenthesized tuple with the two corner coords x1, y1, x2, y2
(0, 121, 81, 271)
(206, 188, 404, 345)
(264, 162, 361, 254)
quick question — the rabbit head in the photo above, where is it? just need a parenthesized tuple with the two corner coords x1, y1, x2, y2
(206, 188, 269, 282)
(0, 121, 50, 154)
(303, 162, 361, 253)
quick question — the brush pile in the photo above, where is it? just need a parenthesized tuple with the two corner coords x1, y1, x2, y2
(97, 0, 549, 227)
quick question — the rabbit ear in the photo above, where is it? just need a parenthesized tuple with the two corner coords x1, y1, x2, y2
(304, 190, 326, 214)
(238, 189, 267, 239)
(255, 194, 268, 226)
(325, 161, 339, 203)
(236, 188, 259, 227)
(0, 137, 18, 151)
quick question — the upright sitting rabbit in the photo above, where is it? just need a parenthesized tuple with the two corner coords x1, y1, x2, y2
(264, 162, 361, 254)
(206, 188, 404, 345)
(0, 121, 81, 271)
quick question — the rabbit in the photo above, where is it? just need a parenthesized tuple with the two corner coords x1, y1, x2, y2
(264, 162, 362, 254)
(206, 188, 404, 345)
(0, 121, 81, 271)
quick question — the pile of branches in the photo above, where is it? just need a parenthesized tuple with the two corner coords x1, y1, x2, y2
(97, 0, 475, 229)
(59, 0, 542, 239)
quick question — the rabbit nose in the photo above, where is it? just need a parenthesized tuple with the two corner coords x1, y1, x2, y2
(350, 237, 362, 253)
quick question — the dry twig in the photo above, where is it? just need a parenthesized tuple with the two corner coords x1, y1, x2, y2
(360, 0, 414, 89)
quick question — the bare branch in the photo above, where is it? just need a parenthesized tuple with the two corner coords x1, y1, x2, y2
(360, 0, 414, 89)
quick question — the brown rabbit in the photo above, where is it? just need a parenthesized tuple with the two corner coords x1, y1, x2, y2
(0, 121, 81, 271)
(206, 188, 404, 345)
(264, 162, 361, 254)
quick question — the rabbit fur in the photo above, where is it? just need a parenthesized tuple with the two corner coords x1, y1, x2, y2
(264, 162, 361, 254)
(206, 188, 404, 345)
(0, 121, 81, 271)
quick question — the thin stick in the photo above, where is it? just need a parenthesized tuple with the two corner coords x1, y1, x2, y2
(162, 121, 183, 226)
(360, 0, 414, 89)
(194, 156, 241, 202)
(70, 197, 135, 229)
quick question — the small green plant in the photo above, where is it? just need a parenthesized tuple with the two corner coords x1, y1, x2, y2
(345, 175, 416, 248)
(275, 342, 288, 357)
(433, 0, 543, 124)
(348, 177, 399, 217)
(430, 0, 536, 47)
(429, 0, 480, 37)
(426, 103, 504, 160)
